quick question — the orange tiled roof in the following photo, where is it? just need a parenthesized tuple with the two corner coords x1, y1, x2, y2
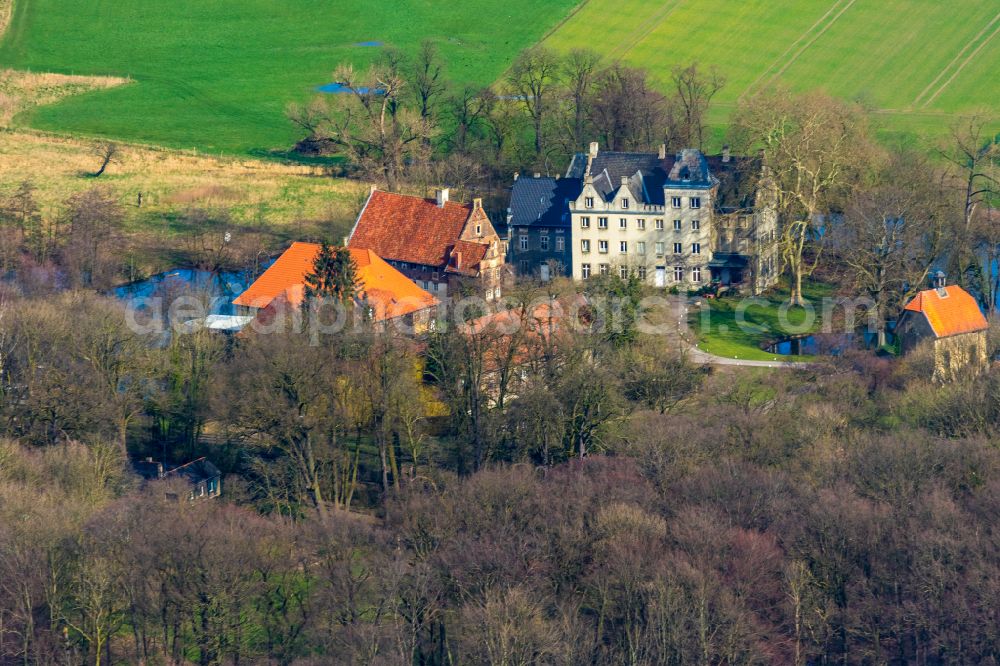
(233, 242, 437, 321)
(903, 285, 988, 338)
(349, 190, 475, 268)
(446, 240, 490, 276)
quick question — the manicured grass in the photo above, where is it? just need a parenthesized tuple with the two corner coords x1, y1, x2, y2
(543, 0, 1000, 142)
(689, 282, 835, 361)
(0, 0, 579, 155)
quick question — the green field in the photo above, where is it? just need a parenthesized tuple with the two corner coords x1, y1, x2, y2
(543, 0, 1000, 142)
(1, 0, 996, 155)
(0, 0, 578, 154)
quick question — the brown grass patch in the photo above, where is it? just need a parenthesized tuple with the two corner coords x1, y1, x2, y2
(164, 184, 244, 205)
(0, 69, 130, 126)
(0, 0, 10, 39)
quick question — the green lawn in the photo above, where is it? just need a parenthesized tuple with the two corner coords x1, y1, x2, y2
(543, 0, 1000, 143)
(0, 0, 579, 155)
(690, 282, 836, 361)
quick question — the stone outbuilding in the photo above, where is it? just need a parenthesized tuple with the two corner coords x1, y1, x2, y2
(897, 279, 989, 381)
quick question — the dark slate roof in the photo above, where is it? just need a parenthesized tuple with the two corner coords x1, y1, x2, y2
(509, 176, 582, 229)
(567, 147, 757, 209)
(666, 149, 714, 188)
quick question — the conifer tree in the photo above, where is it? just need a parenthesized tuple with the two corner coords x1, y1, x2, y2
(303, 243, 357, 307)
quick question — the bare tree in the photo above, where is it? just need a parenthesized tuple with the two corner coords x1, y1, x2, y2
(835, 152, 950, 344)
(90, 142, 119, 178)
(506, 46, 561, 159)
(293, 63, 436, 191)
(561, 49, 601, 152)
(731, 90, 876, 304)
(60, 188, 125, 289)
(589, 64, 667, 152)
(411, 40, 446, 121)
(667, 62, 725, 150)
(939, 116, 999, 295)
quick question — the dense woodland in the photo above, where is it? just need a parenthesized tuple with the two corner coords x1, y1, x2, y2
(1, 46, 1000, 666)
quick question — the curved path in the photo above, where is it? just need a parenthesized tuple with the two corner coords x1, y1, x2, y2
(665, 295, 811, 369)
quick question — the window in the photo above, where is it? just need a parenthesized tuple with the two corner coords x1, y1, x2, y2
(581, 239, 591, 253)
(519, 235, 528, 251)
(692, 266, 702, 282)
(673, 242, 683, 254)
(619, 266, 628, 279)
(555, 236, 565, 252)
(580, 216, 591, 229)
(475, 224, 482, 235)
(585, 196, 594, 208)
(598, 240, 608, 253)
(690, 197, 701, 209)
(621, 198, 629, 209)
(519, 260, 529, 273)
(598, 217, 608, 229)
(655, 218, 664, 230)
(620, 241, 628, 254)
(671, 196, 682, 208)
(540, 235, 549, 251)
(599, 263, 609, 276)
(432, 272, 439, 282)
(673, 219, 682, 231)
(636, 241, 646, 255)
(655, 241, 665, 255)
(619, 218, 628, 229)
(638, 266, 647, 280)
(674, 266, 684, 281)
(581, 263, 591, 279)
(637, 218, 646, 230)
(692, 242, 701, 255)
(692, 218, 700, 231)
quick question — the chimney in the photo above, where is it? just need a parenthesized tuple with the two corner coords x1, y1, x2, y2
(621, 176, 629, 187)
(435, 188, 449, 208)
(454, 251, 462, 269)
(513, 171, 519, 181)
(722, 145, 731, 163)
(589, 141, 599, 158)
(342, 236, 349, 247)
(933, 270, 947, 291)
(473, 197, 483, 210)
(555, 174, 560, 180)
(533, 172, 541, 178)
(658, 144, 666, 159)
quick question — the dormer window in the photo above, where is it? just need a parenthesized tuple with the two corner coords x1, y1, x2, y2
(585, 197, 594, 208)
(621, 198, 629, 209)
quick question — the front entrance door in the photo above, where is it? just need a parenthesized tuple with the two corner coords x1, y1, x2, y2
(654, 266, 666, 287)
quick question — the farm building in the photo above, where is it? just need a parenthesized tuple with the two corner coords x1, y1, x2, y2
(348, 188, 507, 301)
(233, 242, 438, 332)
(896, 278, 989, 381)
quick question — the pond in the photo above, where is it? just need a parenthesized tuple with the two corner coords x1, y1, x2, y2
(113, 262, 272, 318)
(764, 331, 880, 356)
(316, 82, 384, 94)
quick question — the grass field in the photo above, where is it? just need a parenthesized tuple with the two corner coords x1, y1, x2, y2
(0, 0, 578, 155)
(0, 130, 367, 272)
(543, 0, 1000, 143)
(690, 281, 836, 361)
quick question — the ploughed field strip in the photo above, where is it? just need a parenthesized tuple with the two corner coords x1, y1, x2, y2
(543, 0, 1000, 134)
